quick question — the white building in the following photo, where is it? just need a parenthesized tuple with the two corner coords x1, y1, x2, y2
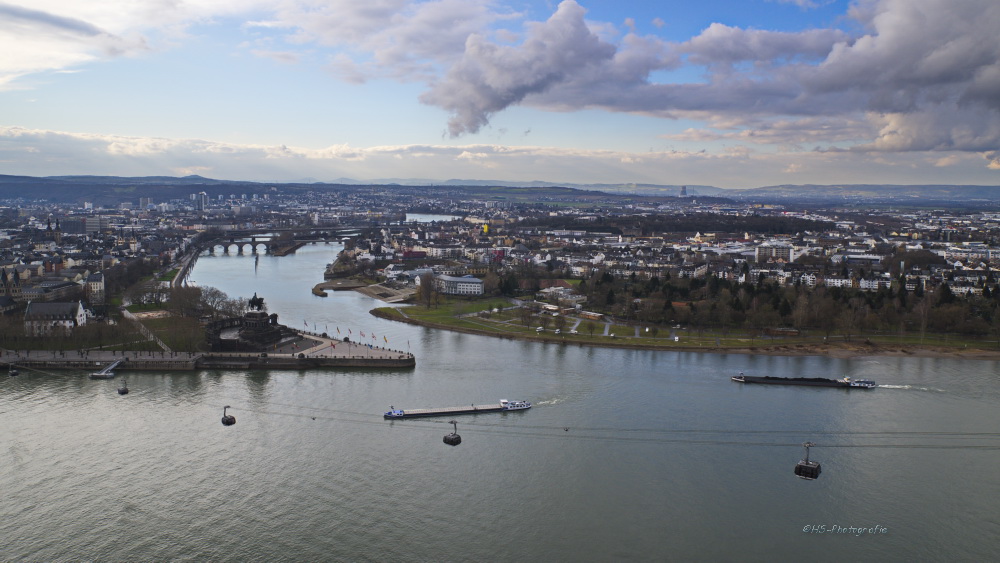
(24, 300, 87, 336)
(434, 275, 484, 296)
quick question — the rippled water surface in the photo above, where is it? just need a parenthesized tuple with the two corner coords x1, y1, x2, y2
(2, 244, 998, 561)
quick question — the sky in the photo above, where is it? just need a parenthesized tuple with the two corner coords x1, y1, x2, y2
(1, 0, 999, 189)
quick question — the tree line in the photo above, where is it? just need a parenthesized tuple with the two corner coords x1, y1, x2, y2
(484, 265, 1000, 341)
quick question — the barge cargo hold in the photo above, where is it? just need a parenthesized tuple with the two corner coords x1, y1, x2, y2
(384, 399, 531, 419)
(731, 373, 876, 389)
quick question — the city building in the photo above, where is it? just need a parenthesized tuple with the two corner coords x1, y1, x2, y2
(23, 300, 87, 336)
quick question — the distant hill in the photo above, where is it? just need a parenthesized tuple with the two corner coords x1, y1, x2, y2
(42, 174, 237, 186)
(734, 184, 1000, 205)
(305, 176, 724, 197)
(1, 174, 998, 208)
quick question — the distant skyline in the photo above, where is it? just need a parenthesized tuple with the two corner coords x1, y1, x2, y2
(1, 0, 998, 188)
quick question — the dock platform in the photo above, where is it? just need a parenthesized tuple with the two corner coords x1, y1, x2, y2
(89, 358, 125, 379)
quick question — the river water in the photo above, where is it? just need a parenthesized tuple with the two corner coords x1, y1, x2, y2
(2, 243, 998, 561)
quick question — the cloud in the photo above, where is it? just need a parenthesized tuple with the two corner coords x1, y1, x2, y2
(987, 152, 1000, 170)
(2, 0, 999, 173)
(271, 0, 500, 82)
(0, 3, 107, 37)
(4, 125, 997, 188)
(415, 0, 1000, 166)
(0, 2, 149, 87)
(251, 50, 299, 64)
(678, 23, 848, 67)
(771, 0, 830, 9)
(663, 114, 875, 148)
(858, 108, 1000, 153)
(420, 0, 619, 136)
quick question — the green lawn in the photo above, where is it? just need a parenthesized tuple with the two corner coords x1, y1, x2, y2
(376, 298, 1000, 352)
(141, 316, 207, 351)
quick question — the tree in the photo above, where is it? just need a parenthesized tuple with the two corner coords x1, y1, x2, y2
(937, 283, 955, 305)
(912, 296, 933, 343)
(217, 297, 250, 318)
(553, 314, 567, 333)
(792, 292, 810, 329)
(168, 286, 202, 317)
(482, 270, 500, 296)
(418, 272, 435, 308)
(520, 306, 533, 326)
(200, 286, 228, 317)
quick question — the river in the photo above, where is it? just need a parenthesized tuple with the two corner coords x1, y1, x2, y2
(2, 243, 998, 561)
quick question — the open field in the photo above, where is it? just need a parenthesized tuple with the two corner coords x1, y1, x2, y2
(372, 298, 1000, 360)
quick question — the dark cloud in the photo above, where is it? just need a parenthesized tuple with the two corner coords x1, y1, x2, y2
(679, 23, 847, 67)
(416, 0, 1000, 160)
(420, 0, 618, 136)
(0, 2, 106, 37)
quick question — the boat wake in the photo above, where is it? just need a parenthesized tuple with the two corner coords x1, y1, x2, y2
(534, 397, 565, 406)
(877, 384, 946, 392)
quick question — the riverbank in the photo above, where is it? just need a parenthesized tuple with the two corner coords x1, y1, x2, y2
(371, 306, 1000, 361)
(2, 329, 415, 373)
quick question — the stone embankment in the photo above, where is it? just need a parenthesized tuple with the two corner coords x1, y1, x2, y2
(3, 330, 415, 373)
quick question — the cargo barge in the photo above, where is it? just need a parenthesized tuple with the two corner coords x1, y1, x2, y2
(384, 399, 531, 419)
(731, 373, 876, 388)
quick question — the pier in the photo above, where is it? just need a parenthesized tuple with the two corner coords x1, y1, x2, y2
(88, 358, 126, 379)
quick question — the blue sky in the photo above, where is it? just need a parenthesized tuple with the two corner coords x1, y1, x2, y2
(1, 0, 998, 188)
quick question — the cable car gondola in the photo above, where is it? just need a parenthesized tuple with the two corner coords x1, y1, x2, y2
(794, 441, 821, 480)
(443, 420, 461, 446)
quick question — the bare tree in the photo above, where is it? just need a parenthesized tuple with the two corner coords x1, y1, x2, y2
(168, 286, 202, 317)
(418, 272, 435, 309)
(520, 306, 533, 326)
(200, 286, 228, 317)
(217, 297, 250, 318)
(482, 270, 500, 296)
(913, 296, 933, 343)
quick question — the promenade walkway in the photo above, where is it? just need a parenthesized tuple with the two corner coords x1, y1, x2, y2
(1, 329, 414, 373)
(286, 330, 410, 360)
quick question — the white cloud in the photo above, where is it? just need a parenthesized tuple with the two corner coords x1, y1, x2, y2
(1, 0, 998, 177)
(984, 151, 1000, 170)
(3, 125, 997, 188)
(272, 0, 500, 82)
(771, 0, 830, 9)
(0, 0, 280, 88)
(420, 0, 620, 136)
(251, 50, 299, 64)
